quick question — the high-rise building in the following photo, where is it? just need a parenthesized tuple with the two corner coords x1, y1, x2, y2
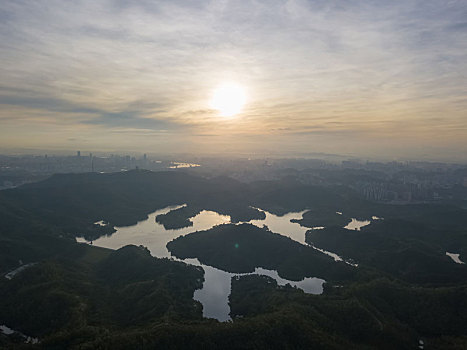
(77, 151, 81, 157)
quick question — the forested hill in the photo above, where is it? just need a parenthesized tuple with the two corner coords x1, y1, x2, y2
(1, 169, 467, 278)
(1, 169, 467, 348)
(0, 169, 346, 238)
(3, 169, 467, 235)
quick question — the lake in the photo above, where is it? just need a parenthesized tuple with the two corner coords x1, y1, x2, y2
(248, 208, 359, 265)
(77, 206, 325, 321)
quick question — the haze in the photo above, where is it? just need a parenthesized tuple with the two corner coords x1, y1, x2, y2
(1, 0, 466, 161)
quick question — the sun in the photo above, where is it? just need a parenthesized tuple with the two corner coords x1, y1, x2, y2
(210, 82, 246, 117)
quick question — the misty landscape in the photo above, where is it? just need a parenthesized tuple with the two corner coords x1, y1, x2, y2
(1, 1, 467, 349)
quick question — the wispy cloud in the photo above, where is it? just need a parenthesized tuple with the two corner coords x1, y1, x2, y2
(0, 0, 466, 157)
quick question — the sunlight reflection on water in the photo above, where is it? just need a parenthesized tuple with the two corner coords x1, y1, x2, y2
(77, 206, 325, 321)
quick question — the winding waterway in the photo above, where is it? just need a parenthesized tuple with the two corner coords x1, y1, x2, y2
(248, 209, 358, 265)
(76, 206, 325, 321)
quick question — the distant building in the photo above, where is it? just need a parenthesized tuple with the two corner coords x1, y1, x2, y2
(77, 151, 81, 157)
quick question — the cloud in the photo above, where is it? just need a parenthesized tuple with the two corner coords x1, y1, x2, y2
(83, 111, 177, 131)
(0, 0, 466, 158)
(0, 95, 101, 115)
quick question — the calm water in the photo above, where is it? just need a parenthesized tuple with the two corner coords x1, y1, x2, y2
(248, 209, 308, 244)
(248, 209, 356, 264)
(446, 252, 465, 264)
(77, 206, 324, 321)
(4, 263, 37, 280)
(77, 207, 378, 320)
(344, 218, 371, 231)
(168, 162, 201, 169)
(81, 205, 229, 259)
(0, 325, 39, 344)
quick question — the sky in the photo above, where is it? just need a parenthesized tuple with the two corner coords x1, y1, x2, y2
(1, 0, 466, 161)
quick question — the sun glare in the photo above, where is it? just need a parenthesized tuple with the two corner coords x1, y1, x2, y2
(210, 82, 246, 117)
